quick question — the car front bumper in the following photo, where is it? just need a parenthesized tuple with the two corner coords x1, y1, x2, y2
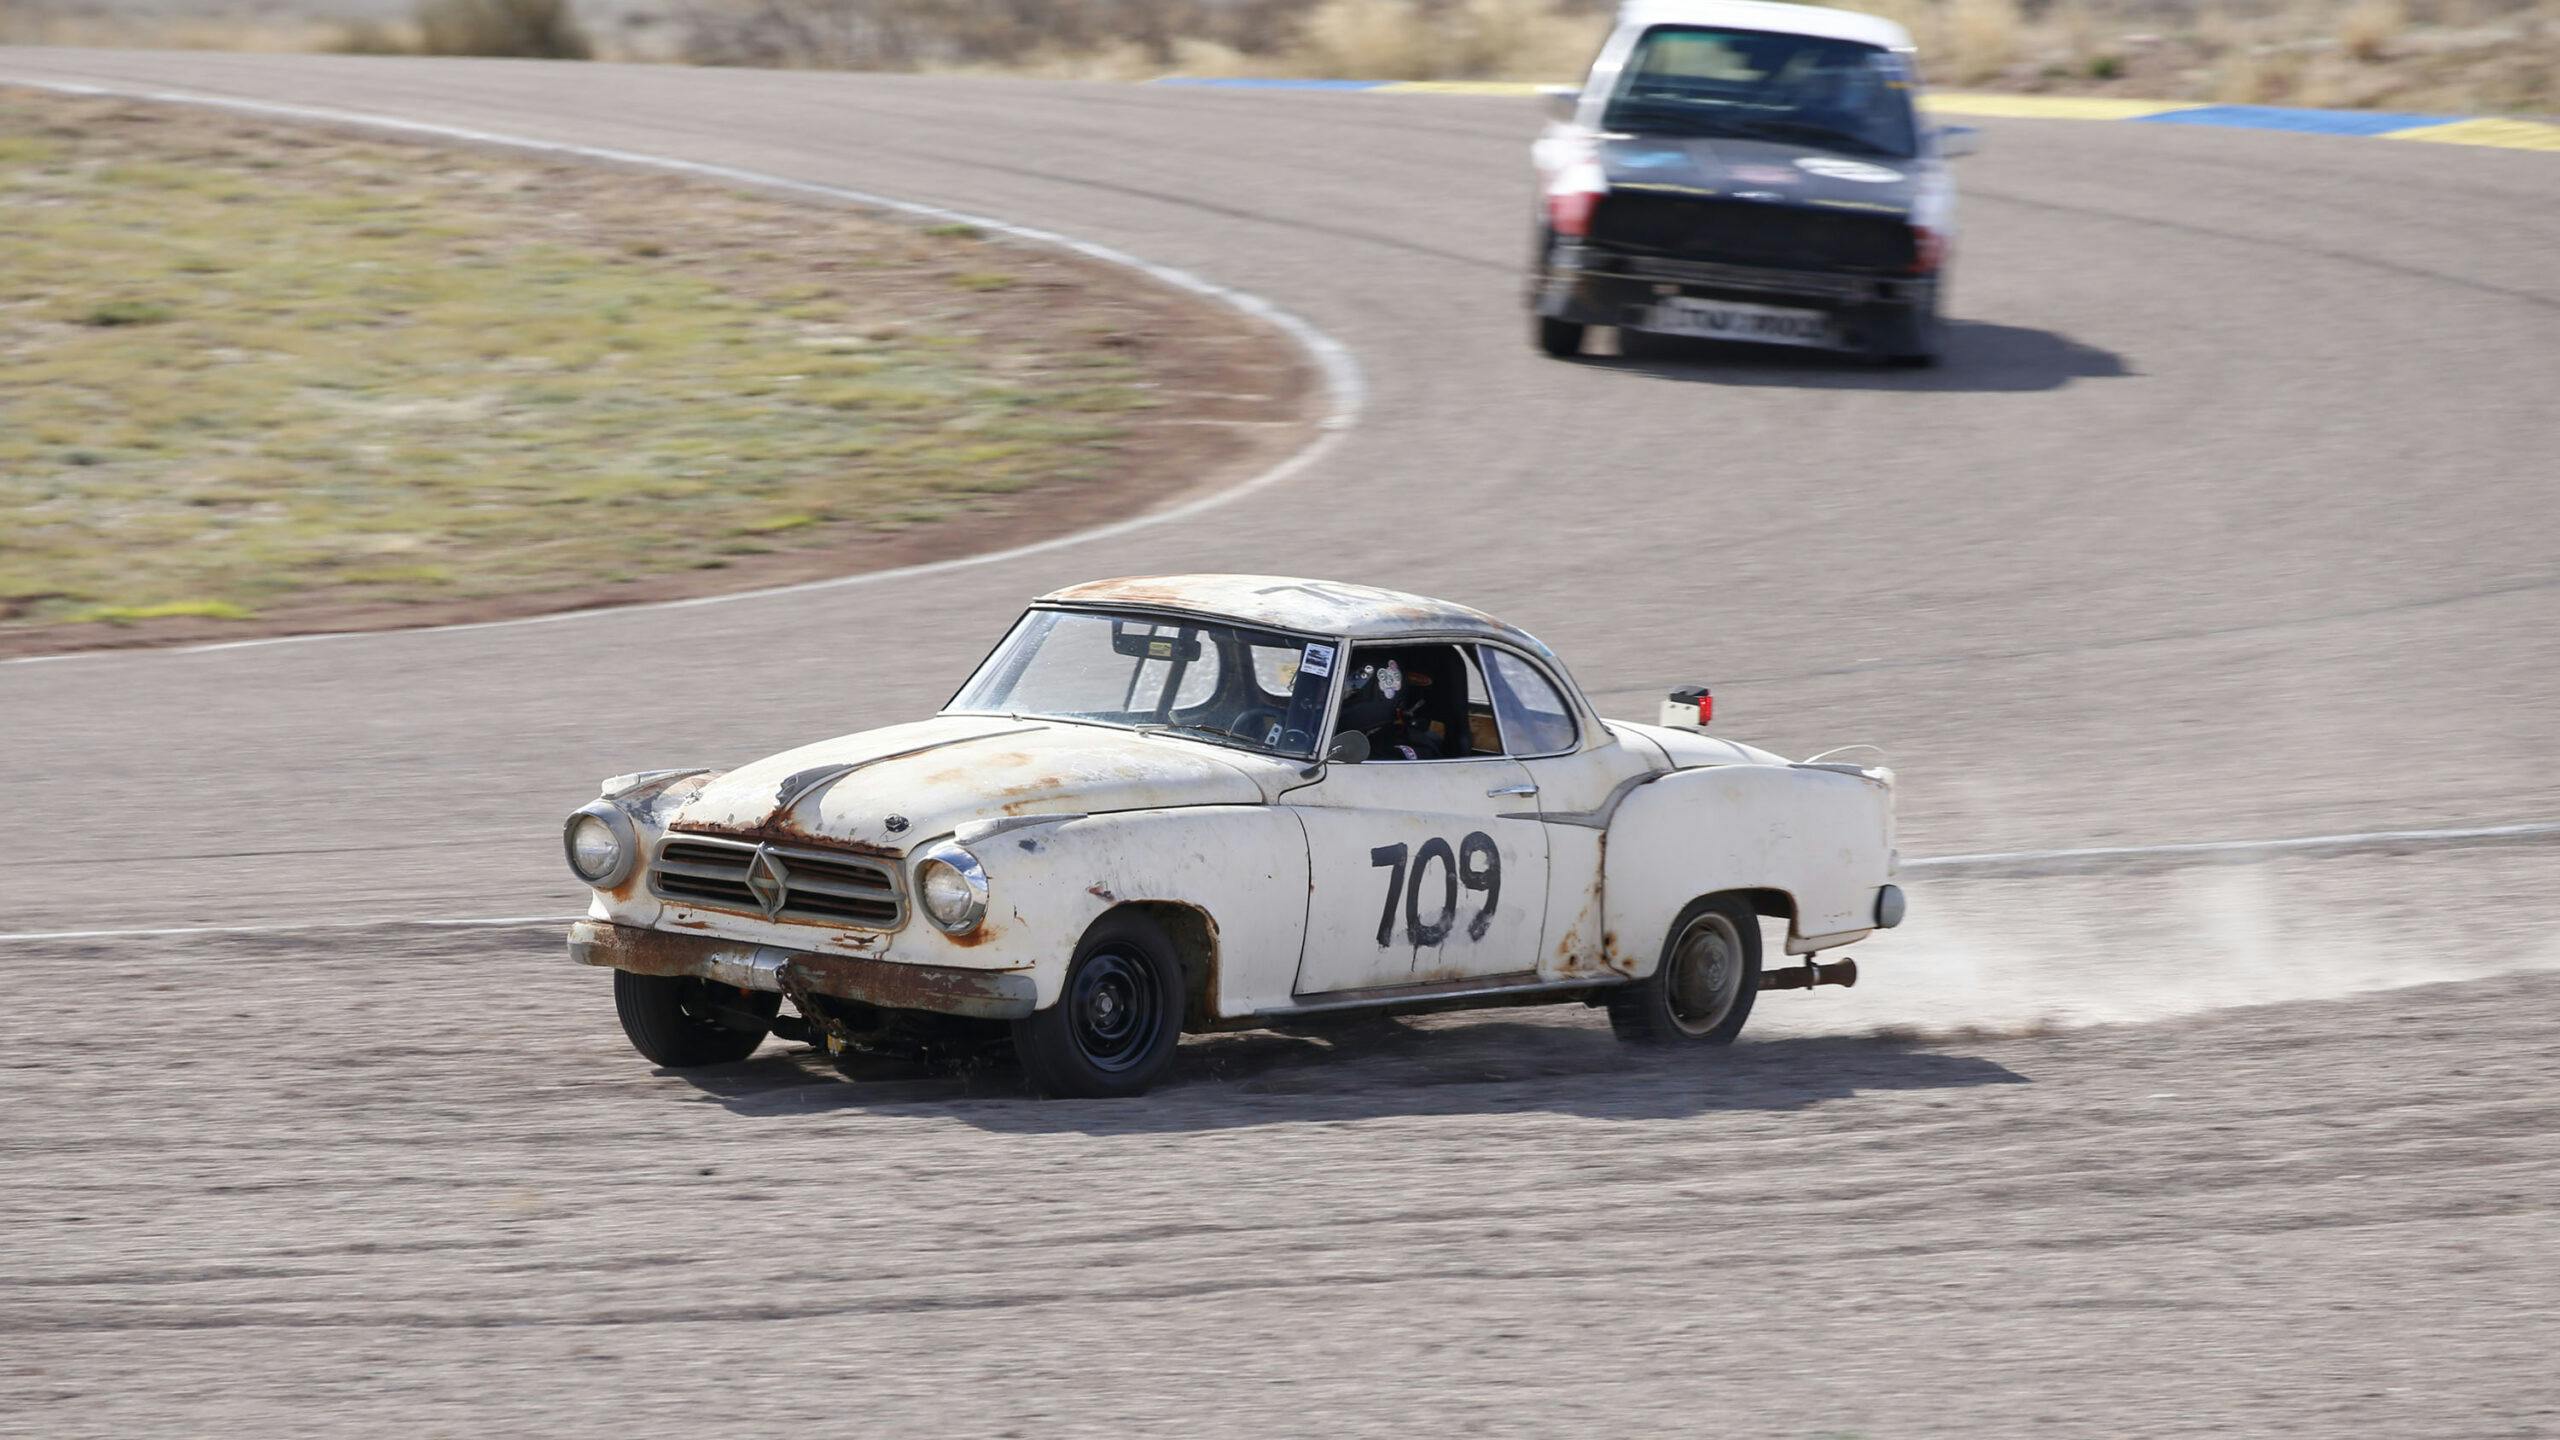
(567, 918, 1037, 1021)
(1535, 244, 1938, 353)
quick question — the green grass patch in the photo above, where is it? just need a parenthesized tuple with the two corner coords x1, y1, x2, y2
(0, 96, 1162, 633)
(71, 600, 255, 625)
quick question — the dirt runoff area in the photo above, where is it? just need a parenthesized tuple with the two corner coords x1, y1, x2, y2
(0, 90, 1317, 657)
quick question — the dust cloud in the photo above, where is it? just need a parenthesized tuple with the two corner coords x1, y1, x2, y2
(1750, 845, 2560, 1042)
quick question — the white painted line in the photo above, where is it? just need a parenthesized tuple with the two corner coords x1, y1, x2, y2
(8, 819, 2552, 944)
(1905, 819, 2560, 877)
(0, 914, 580, 943)
(0, 76, 1368, 668)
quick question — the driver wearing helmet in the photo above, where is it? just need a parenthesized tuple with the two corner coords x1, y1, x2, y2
(1335, 657, 1444, 760)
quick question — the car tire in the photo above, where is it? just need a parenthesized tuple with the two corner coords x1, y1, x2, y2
(1880, 294, 1943, 368)
(1607, 894, 1761, 1045)
(1012, 913, 1186, 1098)
(1536, 315, 1587, 358)
(613, 970, 779, 1067)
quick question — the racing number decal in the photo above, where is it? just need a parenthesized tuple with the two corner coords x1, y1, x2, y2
(1370, 832, 1502, 947)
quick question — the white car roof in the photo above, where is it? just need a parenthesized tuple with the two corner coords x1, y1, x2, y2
(1615, 0, 1914, 51)
(1037, 574, 1546, 649)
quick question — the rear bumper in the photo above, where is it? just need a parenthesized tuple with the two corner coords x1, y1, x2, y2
(1535, 244, 1937, 352)
(567, 919, 1037, 1021)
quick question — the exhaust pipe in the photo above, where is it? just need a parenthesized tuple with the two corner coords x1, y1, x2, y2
(1761, 958, 1857, 992)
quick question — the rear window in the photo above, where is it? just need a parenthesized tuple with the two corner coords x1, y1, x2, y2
(1606, 25, 1919, 160)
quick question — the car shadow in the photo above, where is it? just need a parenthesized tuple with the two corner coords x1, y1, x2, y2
(666, 1012, 2028, 1134)
(1586, 318, 2130, 393)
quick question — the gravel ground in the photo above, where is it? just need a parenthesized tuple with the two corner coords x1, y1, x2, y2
(7, 850, 2557, 1436)
(1, 53, 2554, 1438)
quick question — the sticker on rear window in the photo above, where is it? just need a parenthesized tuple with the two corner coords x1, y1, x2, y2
(1301, 642, 1336, 678)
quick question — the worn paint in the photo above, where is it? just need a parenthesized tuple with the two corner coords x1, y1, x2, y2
(570, 573, 1894, 1039)
(1038, 574, 1529, 646)
(571, 919, 1033, 1019)
(670, 715, 1278, 858)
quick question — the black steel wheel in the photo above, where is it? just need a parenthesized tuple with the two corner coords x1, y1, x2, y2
(1012, 914, 1185, 1098)
(613, 971, 780, 1067)
(1607, 894, 1762, 1046)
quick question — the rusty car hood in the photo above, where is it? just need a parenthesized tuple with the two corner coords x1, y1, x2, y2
(667, 714, 1286, 852)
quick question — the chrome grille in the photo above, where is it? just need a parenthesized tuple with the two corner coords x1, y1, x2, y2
(649, 834, 904, 928)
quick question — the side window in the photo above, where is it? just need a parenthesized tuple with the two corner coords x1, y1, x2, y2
(1335, 643, 1480, 761)
(1481, 648, 1579, 756)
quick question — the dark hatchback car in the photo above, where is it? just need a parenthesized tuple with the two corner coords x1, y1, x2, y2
(1529, 1, 1976, 366)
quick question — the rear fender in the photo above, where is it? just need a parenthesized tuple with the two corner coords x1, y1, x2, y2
(1600, 764, 1893, 975)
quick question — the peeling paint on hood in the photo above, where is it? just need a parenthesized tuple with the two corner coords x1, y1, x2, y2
(668, 714, 1295, 852)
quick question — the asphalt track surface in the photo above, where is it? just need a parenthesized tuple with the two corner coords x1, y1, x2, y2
(4, 52, 2558, 1436)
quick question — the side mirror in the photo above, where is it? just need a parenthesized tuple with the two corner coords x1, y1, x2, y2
(1936, 124, 1980, 159)
(1537, 84, 1580, 123)
(1325, 730, 1371, 765)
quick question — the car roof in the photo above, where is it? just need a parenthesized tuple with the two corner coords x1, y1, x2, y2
(1614, 0, 1914, 51)
(1036, 574, 1550, 650)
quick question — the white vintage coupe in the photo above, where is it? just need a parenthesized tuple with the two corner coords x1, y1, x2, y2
(564, 575, 1904, 1097)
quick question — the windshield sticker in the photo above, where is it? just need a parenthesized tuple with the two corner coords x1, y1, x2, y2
(1301, 642, 1336, 678)
(1795, 157, 1905, 184)
(1616, 148, 1690, 169)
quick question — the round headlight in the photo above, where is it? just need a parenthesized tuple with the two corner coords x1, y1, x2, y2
(563, 804, 636, 888)
(916, 844, 989, 934)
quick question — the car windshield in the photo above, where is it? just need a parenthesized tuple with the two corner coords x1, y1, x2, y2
(1602, 25, 1919, 160)
(946, 608, 1340, 760)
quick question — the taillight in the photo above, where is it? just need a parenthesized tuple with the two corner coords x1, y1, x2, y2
(1547, 158, 1606, 238)
(1548, 187, 1599, 238)
(1906, 224, 1945, 275)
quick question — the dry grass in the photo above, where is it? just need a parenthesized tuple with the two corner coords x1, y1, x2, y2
(413, 0, 591, 57)
(2338, 0, 2410, 60)
(5, 0, 2555, 114)
(0, 93, 1175, 635)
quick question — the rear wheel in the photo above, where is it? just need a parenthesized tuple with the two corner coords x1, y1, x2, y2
(1012, 914, 1186, 1098)
(1880, 292, 1943, 368)
(613, 971, 779, 1067)
(1608, 895, 1761, 1045)
(1536, 315, 1587, 358)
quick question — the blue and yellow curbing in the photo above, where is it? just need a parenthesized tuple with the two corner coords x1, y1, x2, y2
(1150, 77, 2560, 152)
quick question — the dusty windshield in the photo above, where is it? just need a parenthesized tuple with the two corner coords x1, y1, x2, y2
(947, 608, 1340, 759)
(1604, 25, 1919, 160)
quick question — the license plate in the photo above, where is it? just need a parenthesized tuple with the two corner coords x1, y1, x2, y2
(1641, 297, 1837, 348)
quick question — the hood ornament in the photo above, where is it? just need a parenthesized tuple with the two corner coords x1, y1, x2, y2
(744, 844, 792, 919)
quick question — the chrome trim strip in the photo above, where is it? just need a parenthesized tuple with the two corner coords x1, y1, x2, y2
(1265, 973, 1618, 1017)
(1499, 769, 1668, 830)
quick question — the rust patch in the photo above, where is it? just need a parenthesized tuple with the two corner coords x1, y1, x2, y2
(1048, 576, 1199, 610)
(581, 924, 733, 978)
(668, 823, 902, 857)
(938, 922, 1000, 948)
(1087, 884, 1117, 903)
(670, 919, 711, 930)
(784, 951, 1027, 1017)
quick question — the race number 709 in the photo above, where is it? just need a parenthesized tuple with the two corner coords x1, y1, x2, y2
(1370, 832, 1501, 947)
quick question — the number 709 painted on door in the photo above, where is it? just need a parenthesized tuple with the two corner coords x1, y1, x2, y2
(1370, 833, 1503, 947)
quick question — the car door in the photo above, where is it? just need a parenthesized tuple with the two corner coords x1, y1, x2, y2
(1475, 644, 1659, 975)
(1288, 645, 1551, 997)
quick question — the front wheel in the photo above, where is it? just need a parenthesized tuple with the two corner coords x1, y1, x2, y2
(1012, 914, 1186, 1098)
(1607, 895, 1761, 1045)
(613, 971, 779, 1067)
(1536, 315, 1587, 358)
